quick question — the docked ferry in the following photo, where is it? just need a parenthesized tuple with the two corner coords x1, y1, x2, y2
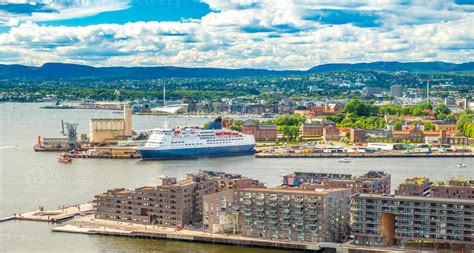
(137, 124, 255, 160)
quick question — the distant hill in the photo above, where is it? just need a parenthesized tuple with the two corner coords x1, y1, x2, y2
(307, 61, 474, 73)
(0, 63, 299, 79)
(0, 61, 472, 79)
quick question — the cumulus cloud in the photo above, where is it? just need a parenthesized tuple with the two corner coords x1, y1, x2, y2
(0, 0, 130, 26)
(0, 0, 472, 69)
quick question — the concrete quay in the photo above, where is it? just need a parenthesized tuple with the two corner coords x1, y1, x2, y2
(255, 152, 474, 158)
(52, 217, 423, 252)
(1, 203, 93, 223)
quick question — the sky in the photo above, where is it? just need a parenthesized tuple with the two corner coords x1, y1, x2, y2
(0, 0, 473, 70)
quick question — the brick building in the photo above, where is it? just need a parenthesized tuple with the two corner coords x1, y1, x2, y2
(431, 179, 474, 199)
(392, 126, 425, 142)
(200, 170, 265, 191)
(350, 128, 366, 143)
(283, 171, 391, 195)
(241, 121, 277, 141)
(94, 173, 216, 227)
(323, 125, 340, 141)
(300, 123, 324, 137)
(395, 177, 431, 196)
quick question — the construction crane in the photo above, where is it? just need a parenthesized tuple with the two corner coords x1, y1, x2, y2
(420, 78, 451, 102)
(61, 120, 79, 150)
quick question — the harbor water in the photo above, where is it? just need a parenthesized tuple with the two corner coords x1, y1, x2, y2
(1, 103, 473, 252)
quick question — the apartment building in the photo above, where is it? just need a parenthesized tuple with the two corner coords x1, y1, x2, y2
(431, 179, 474, 199)
(395, 177, 473, 199)
(283, 172, 352, 187)
(395, 177, 431, 196)
(203, 190, 237, 234)
(200, 170, 265, 191)
(283, 171, 391, 195)
(204, 188, 352, 243)
(94, 173, 216, 228)
(352, 194, 474, 249)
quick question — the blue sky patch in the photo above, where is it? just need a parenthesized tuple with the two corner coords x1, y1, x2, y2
(304, 9, 382, 28)
(38, 1, 211, 27)
(0, 2, 57, 15)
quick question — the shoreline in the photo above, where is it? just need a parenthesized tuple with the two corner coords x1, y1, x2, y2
(51, 217, 418, 252)
(255, 152, 474, 158)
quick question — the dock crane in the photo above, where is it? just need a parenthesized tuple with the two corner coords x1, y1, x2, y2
(61, 120, 79, 150)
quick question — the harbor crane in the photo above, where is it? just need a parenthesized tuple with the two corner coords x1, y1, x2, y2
(61, 120, 79, 150)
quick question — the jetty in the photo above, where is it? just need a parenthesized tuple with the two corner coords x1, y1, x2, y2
(1, 203, 93, 223)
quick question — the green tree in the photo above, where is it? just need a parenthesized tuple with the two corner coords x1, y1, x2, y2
(434, 104, 451, 118)
(267, 114, 305, 126)
(278, 125, 300, 141)
(393, 121, 403, 131)
(229, 125, 241, 131)
(446, 114, 457, 122)
(423, 122, 434, 131)
(457, 120, 474, 138)
(343, 99, 379, 118)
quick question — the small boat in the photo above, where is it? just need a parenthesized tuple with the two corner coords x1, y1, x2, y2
(339, 157, 351, 163)
(58, 153, 72, 163)
(457, 164, 467, 168)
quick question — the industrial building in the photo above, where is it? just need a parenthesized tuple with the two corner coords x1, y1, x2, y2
(89, 104, 132, 144)
(203, 188, 352, 243)
(352, 194, 474, 250)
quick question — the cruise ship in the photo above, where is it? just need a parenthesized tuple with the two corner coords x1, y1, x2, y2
(137, 120, 256, 160)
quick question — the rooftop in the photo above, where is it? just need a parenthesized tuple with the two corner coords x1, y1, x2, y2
(239, 187, 349, 195)
(402, 177, 429, 185)
(358, 193, 474, 204)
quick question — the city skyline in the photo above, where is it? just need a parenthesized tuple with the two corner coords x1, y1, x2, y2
(0, 0, 473, 69)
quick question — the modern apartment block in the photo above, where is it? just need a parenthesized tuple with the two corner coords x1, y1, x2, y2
(395, 177, 431, 196)
(395, 177, 473, 199)
(283, 171, 391, 195)
(431, 179, 474, 199)
(94, 172, 216, 227)
(283, 172, 352, 186)
(352, 194, 474, 249)
(203, 188, 352, 243)
(200, 170, 265, 191)
(203, 190, 237, 234)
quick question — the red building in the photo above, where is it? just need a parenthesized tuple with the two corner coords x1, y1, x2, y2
(323, 125, 340, 141)
(241, 121, 277, 141)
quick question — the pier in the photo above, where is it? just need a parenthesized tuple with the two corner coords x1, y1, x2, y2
(1, 203, 93, 223)
(52, 217, 418, 252)
(255, 152, 474, 158)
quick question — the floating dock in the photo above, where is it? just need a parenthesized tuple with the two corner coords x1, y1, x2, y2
(255, 152, 474, 158)
(1, 203, 93, 223)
